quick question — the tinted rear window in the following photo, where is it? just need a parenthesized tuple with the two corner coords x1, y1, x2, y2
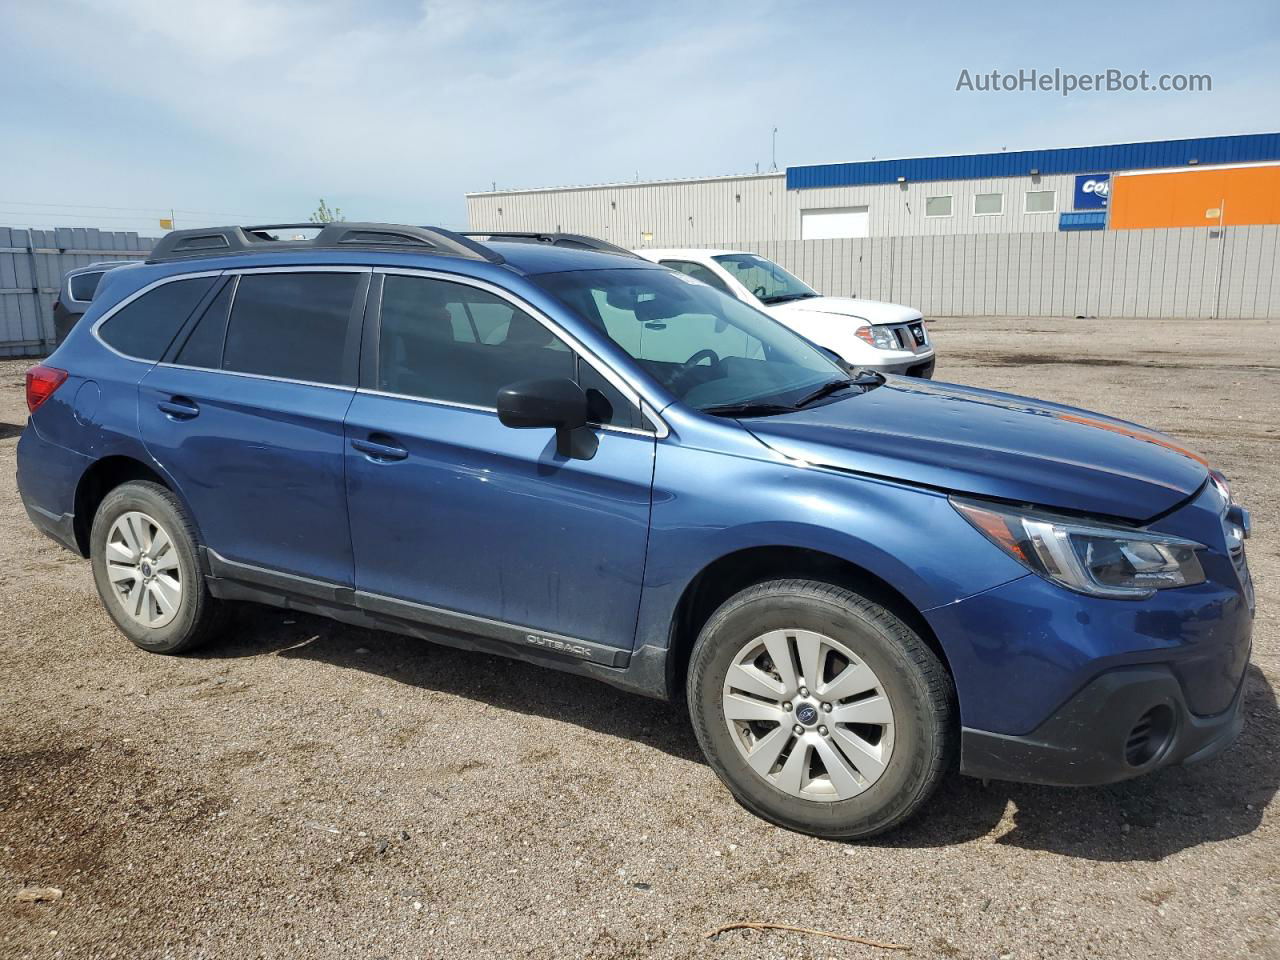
(222, 272, 360, 385)
(69, 271, 105, 302)
(97, 276, 217, 360)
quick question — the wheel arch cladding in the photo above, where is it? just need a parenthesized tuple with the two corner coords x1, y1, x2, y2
(665, 545, 954, 700)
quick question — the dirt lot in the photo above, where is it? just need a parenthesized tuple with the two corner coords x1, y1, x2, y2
(1, 316, 1277, 960)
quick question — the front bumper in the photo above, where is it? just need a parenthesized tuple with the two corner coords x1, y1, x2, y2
(960, 663, 1245, 785)
(929, 476, 1255, 787)
(850, 353, 935, 378)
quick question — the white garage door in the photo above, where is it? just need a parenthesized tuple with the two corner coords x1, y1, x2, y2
(800, 206, 869, 240)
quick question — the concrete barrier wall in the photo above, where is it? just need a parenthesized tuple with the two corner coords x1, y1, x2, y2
(707, 225, 1280, 318)
(1, 228, 157, 357)
(4, 224, 1274, 352)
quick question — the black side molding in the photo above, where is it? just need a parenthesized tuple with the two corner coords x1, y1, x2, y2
(201, 548, 629, 669)
(203, 548, 353, 605)
(353, 591, 628, 668)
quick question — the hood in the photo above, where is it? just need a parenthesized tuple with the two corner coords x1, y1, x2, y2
(771, 296, 922, 326)
(745, 378, 1208, 522)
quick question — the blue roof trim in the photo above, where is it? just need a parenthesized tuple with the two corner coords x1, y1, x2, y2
(1059, 212, 1108, 231)
(787, 133, 1280, 190)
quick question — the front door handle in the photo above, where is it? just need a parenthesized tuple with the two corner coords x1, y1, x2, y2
(158, 396, 200, 420)
(351, 434, 408, 462)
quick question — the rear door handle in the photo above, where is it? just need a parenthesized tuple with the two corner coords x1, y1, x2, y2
(351, 434, 408, 462)
(158, 397, 200, 420)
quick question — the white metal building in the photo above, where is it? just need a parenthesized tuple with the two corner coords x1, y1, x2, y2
(466, 169, 1083, 246)
(463, 134, 1280, 320)
(466, 132, 1280, 248)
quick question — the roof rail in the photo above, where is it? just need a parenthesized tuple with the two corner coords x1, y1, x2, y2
(146, 222, 505, 264)
(462, 232, 641, 259)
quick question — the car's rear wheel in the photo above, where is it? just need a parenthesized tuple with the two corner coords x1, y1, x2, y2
(90, 481, 225, 653)
(686, 579, 955, 839)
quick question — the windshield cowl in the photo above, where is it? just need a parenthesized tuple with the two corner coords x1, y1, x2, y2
(703, 401, 798, 418)
(704, 373, 883, 419)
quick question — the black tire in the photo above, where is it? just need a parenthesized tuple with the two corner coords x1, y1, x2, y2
(686, 579, 955, 839)
(89, 480, 226, 654)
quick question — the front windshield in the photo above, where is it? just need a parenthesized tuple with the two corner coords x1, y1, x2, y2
(532, 268, 846, 412)
(712, 253, 819, 304)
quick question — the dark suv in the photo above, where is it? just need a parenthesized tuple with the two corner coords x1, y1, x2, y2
(17, 223, 1254, 838)
(52, 261, 134, 345)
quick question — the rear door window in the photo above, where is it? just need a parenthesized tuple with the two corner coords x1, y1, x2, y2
(97, 276, 218, 361)
(221, 272, 362, 386)
(172, 279, 234, 369)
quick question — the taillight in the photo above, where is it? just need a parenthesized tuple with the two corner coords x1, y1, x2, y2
(25, 364, 68, 413)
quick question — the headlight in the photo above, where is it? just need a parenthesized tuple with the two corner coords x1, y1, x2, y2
(1209, 468, 1231, 503)
(854, 324, 899, 350)
(952, 497, 1206, 599)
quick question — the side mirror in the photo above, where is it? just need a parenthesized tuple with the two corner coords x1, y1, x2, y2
(816, 345, 849, 371)
(496, 378, 593, 458)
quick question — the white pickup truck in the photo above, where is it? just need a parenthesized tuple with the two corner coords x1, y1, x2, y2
(634, 248, 935, 377)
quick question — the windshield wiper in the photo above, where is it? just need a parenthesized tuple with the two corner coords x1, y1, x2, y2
(792, 373, 884, 409)
(706, 373, 884, 418)
(702, 401, 797, 418)
(760, 292, 821, 305)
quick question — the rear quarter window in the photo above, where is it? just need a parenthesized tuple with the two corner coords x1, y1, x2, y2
(68, 271, 105, 303)
(96, 276, 218, 360)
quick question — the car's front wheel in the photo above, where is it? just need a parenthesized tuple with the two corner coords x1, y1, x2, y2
(89, 480, 225, 654)
(686, 579, 955, 839)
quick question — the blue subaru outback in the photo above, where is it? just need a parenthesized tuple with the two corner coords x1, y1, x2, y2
(17, 223, 1255, 838)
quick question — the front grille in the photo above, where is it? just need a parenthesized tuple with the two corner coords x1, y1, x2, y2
(887, 321, 928, 351)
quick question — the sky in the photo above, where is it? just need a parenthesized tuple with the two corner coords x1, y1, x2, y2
(0, 0, 1276, 236)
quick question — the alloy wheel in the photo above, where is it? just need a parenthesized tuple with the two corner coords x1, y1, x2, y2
(104, 511, 182, 629)
(721, 628, 895, 801)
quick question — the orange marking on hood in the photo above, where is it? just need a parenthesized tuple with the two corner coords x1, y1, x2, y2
(1055, 412, 1208, 466)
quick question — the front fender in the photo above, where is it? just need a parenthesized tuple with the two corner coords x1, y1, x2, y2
(634, 435, 1028, 653)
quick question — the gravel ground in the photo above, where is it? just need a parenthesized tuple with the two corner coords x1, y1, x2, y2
(1, 316, 1277, 960)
